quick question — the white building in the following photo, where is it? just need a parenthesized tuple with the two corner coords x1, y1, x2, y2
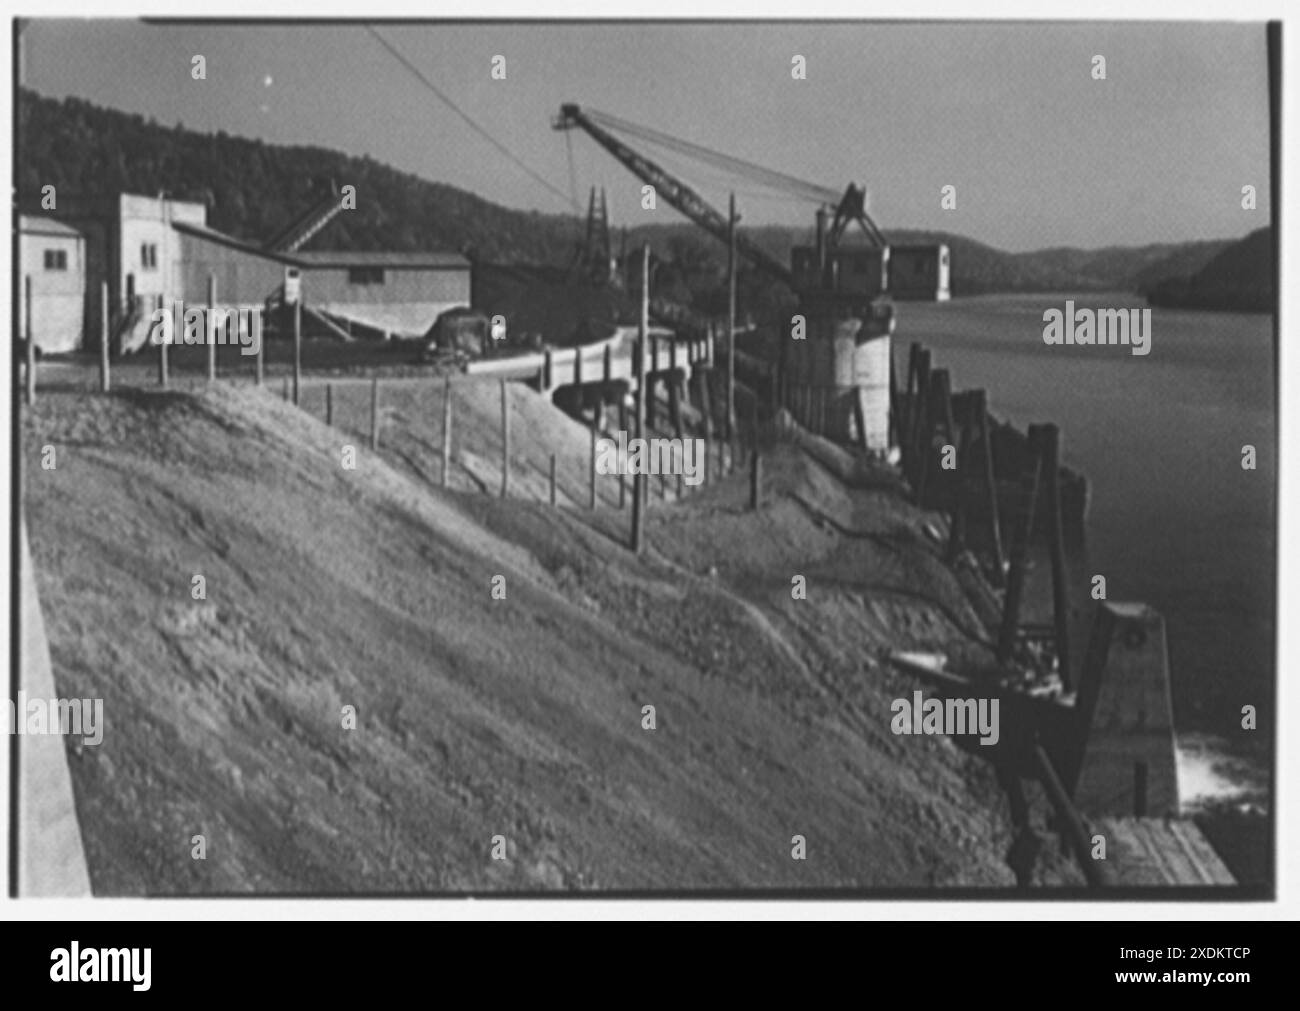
(19, 215, 86, 353)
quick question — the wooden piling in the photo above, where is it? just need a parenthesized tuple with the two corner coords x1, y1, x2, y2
(99, 281, 110, 393)
(499, 378, 510, 499)
(915, 372, 943, 507)
(604, 342, 613, 384)
(207, 273, 217, 382)
(369, 377, 380, 451)
(1040, 423, 1072, 688)
(997, 426, 1044, 664)
(975, 391, 1005, 584)
(441, 378, 452, 489)
(932, 370, 962, 556)
(903, 342, 922, 453)
(888, 344, 899, 447)
(910, 349, 932, 484)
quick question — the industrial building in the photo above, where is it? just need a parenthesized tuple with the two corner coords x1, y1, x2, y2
(889, 243, 951, 301)
(44, 192, 471, 353)
(19, 215, 87, 354)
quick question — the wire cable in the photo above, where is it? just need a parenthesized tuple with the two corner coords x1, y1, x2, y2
(363, 26, 573, 208)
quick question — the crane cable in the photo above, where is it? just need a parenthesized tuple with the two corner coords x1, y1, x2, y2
(363, 26, 573, 208)
(585, 107, 841, 204)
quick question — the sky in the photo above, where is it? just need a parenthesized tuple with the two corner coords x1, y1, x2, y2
(21, 19, 1273, 252)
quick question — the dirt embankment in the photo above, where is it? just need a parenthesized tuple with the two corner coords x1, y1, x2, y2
(23, 379, 1080, 893)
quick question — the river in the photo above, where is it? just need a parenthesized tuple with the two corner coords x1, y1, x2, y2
(893, 292, 1275, 817)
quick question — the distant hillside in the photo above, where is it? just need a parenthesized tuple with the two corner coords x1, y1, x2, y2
(17, 88, 583, 264)
(18, 87, 1254, 307)
(1142, 228, 1275, 312)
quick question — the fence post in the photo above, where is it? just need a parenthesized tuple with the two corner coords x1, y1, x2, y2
(157, 295, 169, 389)
(441, 378, 452, 489)
(589, 419, 598, 510)
(618, 399, 628, 509)
(550, 453, 558, 507)
(750, 450, 761, 510)
(24, 276, 35, 405)
(207, 273, 217, 382)
(370, 377, 380, 451)
(255, 318, 264, 386)
(99, 281, 110, 393)
(631, 244, 648, 554)
(292, 300, 302, 407)
(604, 343, 613, 383)
(326, 383, 334, 427)
(500, 379, 510, 499)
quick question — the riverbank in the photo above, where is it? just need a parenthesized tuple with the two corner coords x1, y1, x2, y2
(23, 378, 1088, 892)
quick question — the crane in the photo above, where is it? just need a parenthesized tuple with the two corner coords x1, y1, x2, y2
(555, 104, 804, 286)
(553, 104, 900, 319)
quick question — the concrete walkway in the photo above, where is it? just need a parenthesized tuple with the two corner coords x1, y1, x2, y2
(17, 517, 92, 896)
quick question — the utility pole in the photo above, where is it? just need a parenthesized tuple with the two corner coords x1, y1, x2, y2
(727, 192, 738, 470)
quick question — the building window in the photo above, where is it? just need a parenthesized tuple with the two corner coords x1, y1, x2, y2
(141, 243, 158, 270)
(43, 249, 68, 271)
(348, 267, 384, 286)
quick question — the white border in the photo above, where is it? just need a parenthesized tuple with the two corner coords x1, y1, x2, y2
(1, 0, 1293, 922)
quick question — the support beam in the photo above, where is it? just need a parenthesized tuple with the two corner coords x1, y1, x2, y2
(98, 282, 110, 393)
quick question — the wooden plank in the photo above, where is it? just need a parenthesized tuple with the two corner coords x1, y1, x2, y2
(1094, 817, 1235, 886)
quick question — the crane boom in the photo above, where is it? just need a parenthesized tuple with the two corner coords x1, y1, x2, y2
(554, 103, 795, 287)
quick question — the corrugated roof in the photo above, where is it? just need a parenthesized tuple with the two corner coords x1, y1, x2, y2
(20, 215, 83, 238)
(171, 220, 468, 271)
(294, 250, 470, 269)
(171, 220, 301, 264)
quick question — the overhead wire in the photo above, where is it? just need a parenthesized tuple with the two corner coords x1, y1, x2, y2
(362, 25, 573, 209)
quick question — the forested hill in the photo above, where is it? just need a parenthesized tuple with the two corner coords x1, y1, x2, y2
(18, 88, 582, 263)
(1141, 228, 1274, 312)
(19, 88, 1251, 301)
